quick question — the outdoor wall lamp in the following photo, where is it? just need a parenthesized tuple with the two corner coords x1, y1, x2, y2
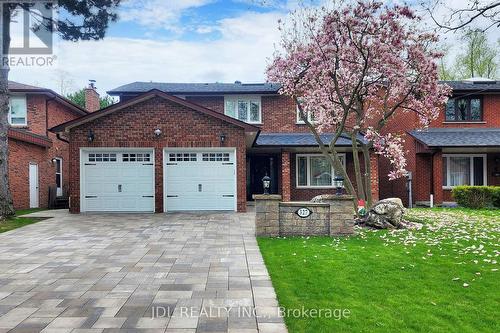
(262, 174, 271, 195)
(334, 176, 344, 195)
(154, 128, 162, 137)
(50, 158, 57, 165)
(87, 129, 95, 143)
(220, 133, 226, 145)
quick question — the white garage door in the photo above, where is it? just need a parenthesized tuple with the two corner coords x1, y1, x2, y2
(164, 150, 236, 211)
(81, 150, 155, 212)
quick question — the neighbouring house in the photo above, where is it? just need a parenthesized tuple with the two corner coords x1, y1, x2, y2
(379, 77, 500, 206)
(7, 81, 91, 209)
(50, 82, 380, 213)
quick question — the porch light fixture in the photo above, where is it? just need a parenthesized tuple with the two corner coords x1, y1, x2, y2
(262, 174, 271, 195)
(87, 129, 95, 143)
(333, 176, 344, 195)
(220, 133, 226, 145)
(154, 128, 162, 137)
(51, 158, 57, 164)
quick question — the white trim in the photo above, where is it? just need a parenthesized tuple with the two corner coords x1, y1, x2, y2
(296, 105, 316, 124)
(224, 95, 262, 124)
(442, 154, 487, 189)
(295, 153, 346, 188)
(29, 163, 39, 208)
(163, 147, 237, 212)
(80, 147, 156, 213)
(55, 157, 63, 197)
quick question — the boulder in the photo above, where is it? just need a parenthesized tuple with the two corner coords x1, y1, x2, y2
(364, 198, 405, 229)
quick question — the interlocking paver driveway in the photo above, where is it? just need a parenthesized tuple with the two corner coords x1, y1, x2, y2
(0, 211, 287, 333)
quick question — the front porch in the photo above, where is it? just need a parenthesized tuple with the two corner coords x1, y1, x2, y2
(247, 133, 379, 202)
(411, 128, 500, 206)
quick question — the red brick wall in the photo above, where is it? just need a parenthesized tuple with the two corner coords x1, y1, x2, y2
(186, 96, 224, 114)
(8, 94, 84, 209)
(85, 88, 100, 112)
(68, 96, 247, 213)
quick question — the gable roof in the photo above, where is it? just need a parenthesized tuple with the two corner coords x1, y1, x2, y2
(409, 128, 500, 147)
(50, 89, 260, 133)
(8, 80, 88, 116)
(108, 82, 281, 96)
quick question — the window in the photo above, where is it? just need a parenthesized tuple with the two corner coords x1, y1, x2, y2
(168, 153, 197, 162)
(55, 158, 62, 197)
(123, 153, 151, 162)
(442, 154, 486, 188)
(88, 153, 117, 162)
(296, 101, 316, 124)
(8, 96, 27, 126)
(445, 97, 482, 122)
(296, 154, 345, 188)
(202, 152, 230, 162)
(224, 96, 261, 123)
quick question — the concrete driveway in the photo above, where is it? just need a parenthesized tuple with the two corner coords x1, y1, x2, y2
(0, 211, 286, 333)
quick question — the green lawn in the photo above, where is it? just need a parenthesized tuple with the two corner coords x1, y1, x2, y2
(0, 208, 47, 233)
(258, 208, 500, 333)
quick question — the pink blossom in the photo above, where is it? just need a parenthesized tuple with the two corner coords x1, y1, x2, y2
(267, 0, 451, 180)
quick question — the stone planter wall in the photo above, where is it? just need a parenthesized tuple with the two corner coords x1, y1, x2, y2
(253, 194, 354, 237)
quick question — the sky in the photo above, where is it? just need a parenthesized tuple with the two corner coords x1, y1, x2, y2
(8, 0, 500, 96)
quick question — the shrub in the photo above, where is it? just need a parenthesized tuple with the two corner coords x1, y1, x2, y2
(491, 187, 500, 208)
(452, 186, 500, 209)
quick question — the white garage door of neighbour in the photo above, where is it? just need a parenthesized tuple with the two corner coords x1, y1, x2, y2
(164, 150, 236, 211)
(82, 150, 155, 212)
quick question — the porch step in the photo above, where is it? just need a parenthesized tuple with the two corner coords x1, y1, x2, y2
(54, 197, 69, 209)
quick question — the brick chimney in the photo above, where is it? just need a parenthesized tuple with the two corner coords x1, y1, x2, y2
(84, 80, 100, 112)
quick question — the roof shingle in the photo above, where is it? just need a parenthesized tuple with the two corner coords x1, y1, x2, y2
(409, 128, 500, 147)
(255, 133, 366, 147)
(108, 82, 281, 95)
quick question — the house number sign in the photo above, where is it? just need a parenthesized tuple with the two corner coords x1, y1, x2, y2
(296, 207, 312, 218)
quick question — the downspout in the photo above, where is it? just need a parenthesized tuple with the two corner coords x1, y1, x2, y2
(56, 133, 69, 144)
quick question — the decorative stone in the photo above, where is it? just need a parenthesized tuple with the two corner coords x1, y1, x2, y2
(364, 198, 405, 229)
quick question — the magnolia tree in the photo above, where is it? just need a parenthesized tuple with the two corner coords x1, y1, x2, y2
(267, 0, 451, 209)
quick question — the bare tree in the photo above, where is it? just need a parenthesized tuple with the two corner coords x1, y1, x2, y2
(425, 0, 500, 32)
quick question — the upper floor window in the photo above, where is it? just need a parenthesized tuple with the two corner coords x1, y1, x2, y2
(8, 96, 27, 126)
(296, 106, 316, 124)
(224, 96, 261, 124)
(445, 96, 482, 122)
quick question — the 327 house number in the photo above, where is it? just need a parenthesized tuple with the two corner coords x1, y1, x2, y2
(296, 207, 312, 218)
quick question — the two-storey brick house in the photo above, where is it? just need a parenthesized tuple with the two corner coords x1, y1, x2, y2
(51, 82, 379, 213)
(379, 78, 500, 206)
(7, 81, 88, 209)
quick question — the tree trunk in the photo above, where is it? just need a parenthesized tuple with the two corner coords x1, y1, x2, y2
(0, 4, 15, 219)
(361, 144, 373, 208)
(350, 130, 366, 202)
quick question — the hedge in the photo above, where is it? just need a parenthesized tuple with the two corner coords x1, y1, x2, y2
(452, 186, 500, 209)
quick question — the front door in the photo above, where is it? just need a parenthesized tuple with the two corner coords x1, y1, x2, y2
(29, 163, 39, 208)
(248, 155, 278, 200)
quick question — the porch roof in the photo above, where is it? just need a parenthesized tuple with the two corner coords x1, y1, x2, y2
(409, 128, 500, 147)
(254, 132, 366, 147)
